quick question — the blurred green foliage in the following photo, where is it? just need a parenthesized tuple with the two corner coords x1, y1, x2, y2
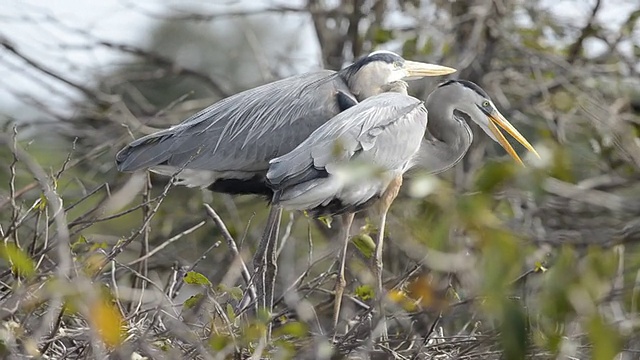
(1, 0, 640, 358)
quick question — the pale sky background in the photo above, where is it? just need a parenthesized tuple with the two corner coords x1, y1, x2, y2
(0, 0, 638, 123)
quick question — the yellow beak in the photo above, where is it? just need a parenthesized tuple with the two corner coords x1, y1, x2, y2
(486, 110, 540, 166)
(403, 60, 457, 78)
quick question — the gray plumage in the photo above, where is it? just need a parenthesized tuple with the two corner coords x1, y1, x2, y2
(261, 79, 538, 331)
(265, 79, 539, 216)
(115, 51, 456, 196)
(116, 71, 352, 192)
(267, 91, 427, 215)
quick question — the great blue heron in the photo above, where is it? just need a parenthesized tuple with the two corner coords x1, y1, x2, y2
(266, 79, 539, 329)
(115, 51, 456, 318)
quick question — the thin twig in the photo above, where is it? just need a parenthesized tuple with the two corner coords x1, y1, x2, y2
(126, 220, 207, 266)
(203, 204, 256, 304)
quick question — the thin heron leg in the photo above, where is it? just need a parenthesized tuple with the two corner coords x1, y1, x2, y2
(373, 175, 403, 341)
(253, 206, 282, 317)
(264, 208, 281, 316)
(333, 212, 355, 330)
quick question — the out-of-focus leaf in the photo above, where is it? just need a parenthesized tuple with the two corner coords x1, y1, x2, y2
(548, 146, 574, 183)
(256, 308, 271, 323)
(441, 41, 452, 56)
(71, 234, 88, 252)
(539, 246, 576, 322)
(0, 243, 35, 278)
(82, 253, 106, 277)
(183, 293, 204, 309)
(387, 289, 417, 312)
(218, 284, 243, 300)
(351, 234, 375, 259)
(183, 271, 211, 286)
(226, 303, 236, 322)
(479, 229, 521, 300)
(474, 161, 516, 193)
(584, 247, 617, 279)
(402, 36, 417, 58)
(587, 315, 621, 360)
(89, 242, 108, 252)
(243, 323, 266, 342)
(209, 333, 231, 351)
(372, 28, 393, 45)
(421, 38, 434, 55)
(621, 10, 640, 35)
(499, 300, 528, 360)
(274, 321, 307, 338)
(89, 299, 124, 348)
(355, 285, 374, 301)
(405, 274, 449, 311)
(551, 91, 574, 112)
(457, 193, 498, 230)
(229, 286, 243, 300)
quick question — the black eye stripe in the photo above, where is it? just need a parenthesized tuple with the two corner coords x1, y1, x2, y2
(476, 103, 492, 115)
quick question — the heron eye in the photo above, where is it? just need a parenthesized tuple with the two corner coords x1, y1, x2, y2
(393, 61, 403, 69)
(482, 101, 490, 107)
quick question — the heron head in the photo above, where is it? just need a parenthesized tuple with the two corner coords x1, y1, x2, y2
(434, 80, 539, 165)
(341, 51, 456, 100)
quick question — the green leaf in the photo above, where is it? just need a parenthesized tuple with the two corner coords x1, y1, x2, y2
(499, 301, 528, 360)
(228, 286, 243, 300)
(71, 234, 88, 252)
(402, 37, 417, 58)
(183, 293, 204, 309)
(534, 261, 548, 273)
(89, 242, 109, 251)
(216, 284, 243, 300)
(355, 285, 374, 301)
(317, 215, 332, 229)
(256, 307, 271, 323)
(0, 243, 36, 278)
(209, 333, 231, 351)
(226, 303, 236, 322)
(588, 315, 621, 360)
(372, 28, 393, 45)
(183, 271, 211, 286)
(351, 234, 375, 259)
(274, 321, 307, 338)
(34, 193, 47, 211)
(474, 161, 516, 193)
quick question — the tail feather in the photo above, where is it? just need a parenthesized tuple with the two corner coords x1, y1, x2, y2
(115, 133, 175, 172)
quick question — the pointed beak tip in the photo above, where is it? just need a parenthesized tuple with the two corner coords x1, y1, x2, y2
(405, 61, 457, 77)
(532, 149, 542, 159)
(430, 65, 457, 76)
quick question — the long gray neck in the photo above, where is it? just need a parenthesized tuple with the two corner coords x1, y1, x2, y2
(411, 90, 473, 174)
(339, 63, 387, 100)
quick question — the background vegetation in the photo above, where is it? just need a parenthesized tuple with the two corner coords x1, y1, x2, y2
(1, 0, 640, 358)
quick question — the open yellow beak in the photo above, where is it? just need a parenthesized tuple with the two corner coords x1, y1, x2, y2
(403, 60, 457, 78)
(486, 111, 539, 166)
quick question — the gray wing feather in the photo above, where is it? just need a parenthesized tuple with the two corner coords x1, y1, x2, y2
(267, 92, 428, 191)
(116, 70, 350, 173)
